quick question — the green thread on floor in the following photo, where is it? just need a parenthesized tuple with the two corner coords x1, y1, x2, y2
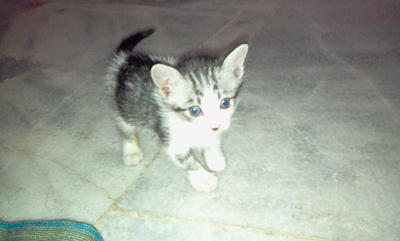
(0, 220, 104, 241)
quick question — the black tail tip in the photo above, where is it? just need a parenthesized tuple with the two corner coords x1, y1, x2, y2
(140, 28, 155, 38)
(116, 28, 156, 53)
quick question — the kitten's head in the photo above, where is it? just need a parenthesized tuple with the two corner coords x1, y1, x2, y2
(151, 44, 248, 133)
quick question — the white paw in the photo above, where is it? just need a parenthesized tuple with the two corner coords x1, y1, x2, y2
(205, 153, 226, 172)
(122, 139, 143, 166)
(123, 149, 143, 166)
(188, 169, 218, 192)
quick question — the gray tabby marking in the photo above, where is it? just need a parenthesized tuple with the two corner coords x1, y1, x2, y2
(107, 29, 248, 192)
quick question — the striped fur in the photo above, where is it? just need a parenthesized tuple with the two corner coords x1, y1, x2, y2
(107, 29, 248, 192)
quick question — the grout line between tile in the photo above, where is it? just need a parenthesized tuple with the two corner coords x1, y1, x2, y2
(0, 141, 115, 201)
(55, 0, 239, 19)
(94, 147, 162, 230)
(106, 209, 342, 241)
(0, 1, 276, 79)
(200, 10, 243, 47)
(0, 53, 104, 77)
(31, 91, 76, 129)
(294, 3, 400, 124)
(200, 0, 279, 49)
(0, 1, 50, 25)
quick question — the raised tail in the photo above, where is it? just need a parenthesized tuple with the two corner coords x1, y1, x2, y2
(116, 28, 155, 53)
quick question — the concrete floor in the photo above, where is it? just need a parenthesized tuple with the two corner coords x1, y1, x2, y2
(1, 0, 399, 240)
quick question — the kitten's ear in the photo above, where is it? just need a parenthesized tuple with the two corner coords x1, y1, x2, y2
(151, 64, 183, 96)
(222, 44, 248, 79)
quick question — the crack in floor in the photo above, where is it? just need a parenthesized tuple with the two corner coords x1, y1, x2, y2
(105, 209, 342, 241)
(0, 141, 115, 201)
(94, 147, 162, 230)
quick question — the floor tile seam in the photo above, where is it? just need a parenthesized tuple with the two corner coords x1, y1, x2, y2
(0, 55, 43, 83)
(0, 141, 115, 201)
(200, 3, 277, 49)
(286, 3, 400, 122)
(106, 209, 342, 241)
(253, 103, 396, 159)
(234, 1, 281, 24)
(338, 61, 400, 121)
(264, 89, 400, 137)
(0, 53, 105, 78)
(3, 4, 49, 22)
(278, 4, 341, 106)
(301, 9, 400, 123)
(30, 90, 78, 131)
(288, 2, 340, 66)
(0, 67, 35, 84)
(254, 0, 281, 17)
(0, 16, 16, 26)
(199, 10, 243, 48)
(54, 0, 239, 19)
(0, 1, 50, 25)
(94, 147, 162, 230)
(1, 2, 270, 81)
(3, 63, 103, 132)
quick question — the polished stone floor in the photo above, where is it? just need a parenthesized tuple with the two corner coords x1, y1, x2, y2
(1, 0, 399, 240)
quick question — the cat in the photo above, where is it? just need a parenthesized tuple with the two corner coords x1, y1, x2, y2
(106, 29, 248, 192)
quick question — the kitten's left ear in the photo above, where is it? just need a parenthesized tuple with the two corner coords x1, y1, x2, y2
(222, 44, 249, 79)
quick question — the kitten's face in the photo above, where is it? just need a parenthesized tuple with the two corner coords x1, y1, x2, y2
(181, 85, 237, 133)
(151, 44, 248, 133)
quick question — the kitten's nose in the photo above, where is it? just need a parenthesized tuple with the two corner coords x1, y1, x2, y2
(211, 125, 221, 131)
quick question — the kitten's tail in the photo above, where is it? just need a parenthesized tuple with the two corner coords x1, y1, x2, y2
(116, 28, 155, 53)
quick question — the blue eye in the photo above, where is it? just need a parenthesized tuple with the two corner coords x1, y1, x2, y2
(189, 105, 202, 117)
(220, 98, 231, 109)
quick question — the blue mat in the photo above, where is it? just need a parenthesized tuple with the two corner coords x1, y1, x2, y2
(0, 220, 104, 241)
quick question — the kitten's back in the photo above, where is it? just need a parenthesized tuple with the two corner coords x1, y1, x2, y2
(107, 29, 164, 129)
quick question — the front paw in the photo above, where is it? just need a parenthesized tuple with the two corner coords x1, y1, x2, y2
(188, 169, 218, 192)
(205, 153, 226, 172)
(123, 149, 143, 166)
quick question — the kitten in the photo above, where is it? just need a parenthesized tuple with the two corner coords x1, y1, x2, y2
(107, 29, 248, 192)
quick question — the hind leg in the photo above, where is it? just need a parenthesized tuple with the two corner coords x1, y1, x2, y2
(116, 117, 143, 166)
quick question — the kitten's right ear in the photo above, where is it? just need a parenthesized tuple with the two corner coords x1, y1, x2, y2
(151, 64, 183, 96)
